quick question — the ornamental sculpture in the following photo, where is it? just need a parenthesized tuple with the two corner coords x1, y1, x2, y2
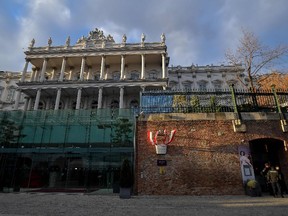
(76, 28, 115, 45)
(48, 37, 52, 47)
(161, 33, 166, 44)
(122, 34, 127, 43)
(65, 36, 70, 47)
(141, 33, 146, 43)
(147, 129, 176, 154)
(29, 38, 35, 48)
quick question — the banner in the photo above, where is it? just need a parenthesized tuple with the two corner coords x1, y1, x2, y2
(238, 146, 255, 183)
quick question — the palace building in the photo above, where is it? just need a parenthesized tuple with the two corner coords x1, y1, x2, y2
(1, 29, 287, 195)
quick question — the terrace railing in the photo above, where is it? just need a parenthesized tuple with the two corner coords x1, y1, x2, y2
(140, 86, 288, 114)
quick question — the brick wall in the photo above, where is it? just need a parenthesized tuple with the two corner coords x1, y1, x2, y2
(135, 113, 288, 195)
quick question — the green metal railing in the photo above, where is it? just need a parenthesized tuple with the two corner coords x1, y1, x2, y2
(140, 87, 288, 114)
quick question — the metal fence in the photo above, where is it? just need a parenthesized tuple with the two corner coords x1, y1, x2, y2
(140, 88, 288, 114)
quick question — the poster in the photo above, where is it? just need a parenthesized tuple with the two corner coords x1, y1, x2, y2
(238, 145, 255, 183)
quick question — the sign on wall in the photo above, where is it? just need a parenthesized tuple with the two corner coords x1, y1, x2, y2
(147, 129, 176, 155)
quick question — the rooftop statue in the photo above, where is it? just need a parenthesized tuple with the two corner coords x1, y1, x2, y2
(48, 37, 52, 47)
(29, 38, 35, 48)
(122, 34, 127, 43)
(65, 36, 70, 47)
(141, 33, 146, 43)
(77, 35, 87, 44)
(161, 33, 166, 44)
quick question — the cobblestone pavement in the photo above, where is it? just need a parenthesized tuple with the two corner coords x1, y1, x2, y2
(0, 192, 288, 216)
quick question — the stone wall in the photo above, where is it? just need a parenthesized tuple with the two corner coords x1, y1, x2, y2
(135, 113, 288, 195)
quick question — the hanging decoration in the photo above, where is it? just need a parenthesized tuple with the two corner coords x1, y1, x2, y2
(147, 129, 176, 154)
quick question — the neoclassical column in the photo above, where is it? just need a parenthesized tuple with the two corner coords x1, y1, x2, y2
(54, 88, 62, 110)
(20, 59, 30, 82)
(27, 98, 33, 110)
(30, 67, 36, 82)
(79, 57, 86, 81)
(100, 55, 106, 79)
(162, 53, 166, 78)
(35, 69, 40, 81)
(141, 54, 145, 79)
(40, 58, 48, 82)
(87, 66, 92, 80)
(14, 89, 22, 110)
(120, 55, 125, 80)
(45, 98, 51, 110)
(59, 57, 66, 81)
(83, 97, 88, 109)
(68, 67, 73, 80)
(23, 97, 29, 111)
(97, 87, 103, 109)
(34, 89, 41, 110)
(76, 88, 82, 110)
(119, 86, 124, 109)
(51, 67, 56, 80)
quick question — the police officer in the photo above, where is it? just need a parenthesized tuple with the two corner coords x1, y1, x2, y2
(267, 166, 284, 198)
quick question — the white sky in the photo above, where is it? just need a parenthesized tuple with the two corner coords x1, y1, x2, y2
(1, 0, 288, 72)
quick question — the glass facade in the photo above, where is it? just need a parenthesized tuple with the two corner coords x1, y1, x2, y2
(0, 109, 135, 192)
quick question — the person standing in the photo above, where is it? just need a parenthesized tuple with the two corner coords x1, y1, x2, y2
(267, 166, 284, 198)
(275, 166, 288, 195)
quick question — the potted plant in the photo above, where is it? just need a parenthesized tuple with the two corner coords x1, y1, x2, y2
(119, 159, 133, 199)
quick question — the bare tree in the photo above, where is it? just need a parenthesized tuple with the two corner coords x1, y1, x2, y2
(225, 29, 288, 91)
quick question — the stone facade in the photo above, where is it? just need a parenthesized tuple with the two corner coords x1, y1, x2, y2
(15, 29, 169, 111)
(135, 113, 288, 195)
(168, 64, 248, 90)
(0, 71, 29, 110)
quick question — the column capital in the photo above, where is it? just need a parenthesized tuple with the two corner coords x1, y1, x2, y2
(25, 58, 31, 62)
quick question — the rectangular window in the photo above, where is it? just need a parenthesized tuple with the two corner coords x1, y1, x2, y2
(199, 83, 207, 91)
(6, 89, 15, 102)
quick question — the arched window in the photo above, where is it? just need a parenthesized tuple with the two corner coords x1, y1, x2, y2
(212, 80, 223, 91)
(130, 71, 140, 80)
(197, 80, 208, 91)
(6, 87, 16, 102)
(227, 79, 238, 88)
(169, 81, 178, 90)
(148, 70, 158, 79)
(182, 81, 192, 90)
(59, 101, 64, 109)
(72, 101, 77, 109)
(95, 72, 100, 81)
(110, 100, 119, 109)
(91, 100, 98, 109)
(38, 101, 45, 110)
(130, 99, 139, 109)
(113, 72, 120, 80)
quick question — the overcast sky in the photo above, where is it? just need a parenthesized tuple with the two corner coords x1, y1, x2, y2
(1, 0, 288, 72)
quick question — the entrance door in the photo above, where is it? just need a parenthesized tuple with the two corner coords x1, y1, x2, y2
(249, 138, 286, 192)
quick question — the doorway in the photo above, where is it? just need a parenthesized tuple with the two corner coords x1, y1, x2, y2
(249, 138, 286, 192)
